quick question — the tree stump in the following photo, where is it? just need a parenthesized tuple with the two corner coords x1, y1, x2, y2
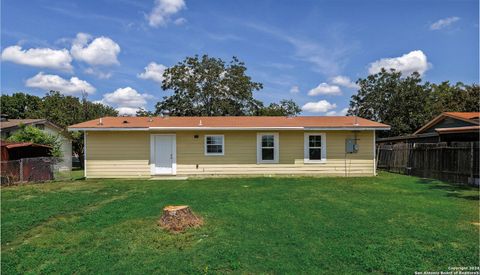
(158, 205, 203, 232)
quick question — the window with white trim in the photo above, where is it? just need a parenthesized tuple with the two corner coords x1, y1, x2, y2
(257, 133, 279, 163)
(205, 135, 224, 155)
(304, 133, 326, 163)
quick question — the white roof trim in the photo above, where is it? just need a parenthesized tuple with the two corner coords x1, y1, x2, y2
(68, 127, 149, 131)
(149, 126, 304, 130)
(69, 126, 390, 131)
(304, 127, 389, 131)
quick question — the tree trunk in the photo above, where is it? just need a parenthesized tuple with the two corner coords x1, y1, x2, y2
(78, 153, 84, 169)
(158, 205, 203, 232)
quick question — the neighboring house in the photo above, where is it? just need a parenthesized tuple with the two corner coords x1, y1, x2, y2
(0, 117, 72, 171)
(68, 116, 390, 178)
(377, 112, 480, 145)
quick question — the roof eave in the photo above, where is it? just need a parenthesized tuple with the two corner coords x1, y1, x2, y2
(68, 126, 390, 131)
(0, 119, 47, 130)
(435, 126, 480, 134)
(68, 127, 149, 131)
(377, 132, 438, 142)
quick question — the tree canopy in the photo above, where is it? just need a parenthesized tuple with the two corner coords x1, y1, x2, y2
(152, 54, 299, 117)
(348, 68, 479, 137)
(257, 99, 302, 116)
(1, 93, 43, 119)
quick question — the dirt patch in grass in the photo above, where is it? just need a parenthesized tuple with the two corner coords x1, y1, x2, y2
(3, 193, 130, 251)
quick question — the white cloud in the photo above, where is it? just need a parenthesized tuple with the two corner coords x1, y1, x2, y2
(308, 83, 342, 96)
(115, 107, 141, 116)
(103, 87, 152, 107)
(71, 33, 121, 66)
(430, 16, 460, 30)
(1, 45, 73, 71)
(25, 72, 95, 95)
(368, 50, 430, 76)
(289, 85, 300, 94)
(174, 17, 187, 26)
(147, 0, 186, 27)
(302, 100, 337, 113)
(138, 62, 167, 84)
(330, 75, 359, 89)
(101, 87, 153, 115)
(326, 108, 349, 116)
(84, 67, 112, 79)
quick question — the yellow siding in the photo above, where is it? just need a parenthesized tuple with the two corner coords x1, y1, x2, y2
(86, 131, 150, 178)
(176, 130, 374, 176)
(85, 130, 375, 178)
(176, 131, 257, 164)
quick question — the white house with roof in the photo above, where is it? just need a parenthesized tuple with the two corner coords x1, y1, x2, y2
(0, 117, 72, 171)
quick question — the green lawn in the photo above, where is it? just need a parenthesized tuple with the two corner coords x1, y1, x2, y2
(1, 173, 478, 274)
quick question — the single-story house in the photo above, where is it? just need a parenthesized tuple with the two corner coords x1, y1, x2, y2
(68, 116, 390, 178)
(377, 112, 480, 145)
(0, 116, 72, 171)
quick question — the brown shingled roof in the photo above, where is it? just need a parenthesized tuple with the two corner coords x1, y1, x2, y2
(443, 112, 480, 121)
(413, 112, 480, 135)
(1, 140, 52, 149)
(0, 119, 46, 130)
(68, 116, 390, 130)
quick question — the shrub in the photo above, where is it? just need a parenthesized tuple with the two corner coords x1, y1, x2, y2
(7, 125, 62, 157)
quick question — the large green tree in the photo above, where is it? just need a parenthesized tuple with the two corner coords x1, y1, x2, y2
(156, 55, 263, 116)
(348, 68, 479, 137)
(0, 93, 43, 119)
(153, 55, 300, 117)
(429, 82, 479, 115)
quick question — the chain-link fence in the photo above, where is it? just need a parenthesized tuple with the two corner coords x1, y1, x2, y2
(0, 157, 72, 185)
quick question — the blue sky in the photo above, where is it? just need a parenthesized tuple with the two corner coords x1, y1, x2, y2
(1, 0, 479, 115)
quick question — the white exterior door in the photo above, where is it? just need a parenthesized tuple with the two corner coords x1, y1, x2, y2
(153, 135, 175, 175)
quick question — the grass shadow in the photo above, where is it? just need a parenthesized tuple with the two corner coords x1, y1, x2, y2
(415, 178, 479, 201)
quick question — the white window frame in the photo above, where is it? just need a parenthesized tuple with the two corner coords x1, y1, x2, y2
(204, 135, 225, 156)
(304, 133, 327, 163)
(257, 132, 279, 164)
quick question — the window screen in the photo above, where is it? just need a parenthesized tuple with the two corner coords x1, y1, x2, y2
(205, 135, 224, 155)
(261, 135, 275, 161)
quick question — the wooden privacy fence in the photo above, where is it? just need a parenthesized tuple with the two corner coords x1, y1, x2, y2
(377, 142, 479, 186)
